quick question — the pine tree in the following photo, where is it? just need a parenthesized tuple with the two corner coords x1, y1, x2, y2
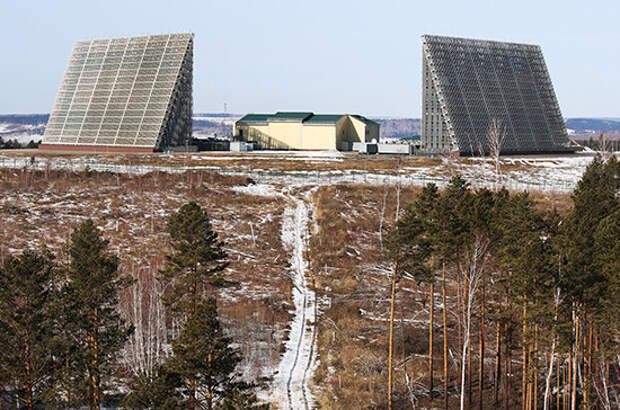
(62, 219, 133, 410)
(383, 183, 438, 407)
(124, 364, 184, 409)
(167, 297, 243, 410)
(561, 155, 619, 408)
(431, 177, 472, 408)
(0, 249, 56, 409)
(161, 202, 229, 317)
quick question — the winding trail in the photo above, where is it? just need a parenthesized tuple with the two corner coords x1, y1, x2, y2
(273, 194, 317, 409)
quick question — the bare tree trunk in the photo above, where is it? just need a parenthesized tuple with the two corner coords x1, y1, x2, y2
(190, 378, 196, 410)
(494, 321, 501, 406)
(586, 321, 593, 409)
(556, 357, 561, 410)
(533, 326, 538, 410)
(86, 307, 101, 410)
(479, 280, 485, 410)
(458, 272, 463, 366)
(388, 261, 399, 410)
(522, 297, 528, 410)
(543, 335, 556, 410)
(379, 188, 388, 249)
(443, 261, 449, 410)
(429, 258, 435, 399)
(460, 264, 483, 410)
(468, 327, 472, 408)
(571, 310, 577, 410)
(568, 349, 572, 410)
(504, 324, 511, 410)
(460, 289, 470, 410)
(544, 287, 560, 410)
(66, 350, 71, 409)
(25, 343, 33, 410)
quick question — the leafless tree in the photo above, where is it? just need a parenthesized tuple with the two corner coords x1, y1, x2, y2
(458, 234, 491, 410)
(543, 286, 562, 410)
(598, 132, 612, 159)
(486, 118, 507, 182)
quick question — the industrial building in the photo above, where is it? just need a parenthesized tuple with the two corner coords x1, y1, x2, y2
(421, 35, 571, 155)
(40, 33, 193, 152)
(234, 112, 379, 151)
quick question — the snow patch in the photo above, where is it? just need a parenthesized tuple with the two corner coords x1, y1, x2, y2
(269, 197, 317, 409)
(229, 184, 283, 198)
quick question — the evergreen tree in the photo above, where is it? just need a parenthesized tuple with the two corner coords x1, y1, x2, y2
(124, 364, 184, 409)
(383, 183, 439, 406)
(592, 209, 620, 352)
(563, 155, 617, 306)
(161, 202, 229, 317)
(167, 297, 243, 410)
(62, 219, 133, 410)
(0, 250, 56, 409)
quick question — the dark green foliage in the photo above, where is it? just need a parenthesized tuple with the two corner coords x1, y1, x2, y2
(0, 250, 56, 407)
(592, 209, 620, 354)
(384, 183, 439, 283)
(563, 155, 619, 306)
(434, 177, 473, 264)
(25, 140, 40, 149)
(167, 297, 245, 409)
(161, 202, 229, 316)
(123, 364, 184, 410)
(216, 381, 270, 410)
(61, 219, 133, 406)
(0, 137, 22, 149)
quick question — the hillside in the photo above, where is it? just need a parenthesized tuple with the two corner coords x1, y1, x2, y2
(1, 114, 619, 146)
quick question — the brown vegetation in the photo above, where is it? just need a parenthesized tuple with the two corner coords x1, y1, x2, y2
(0, 167, 291, 386)
(307, 183, 575, 409)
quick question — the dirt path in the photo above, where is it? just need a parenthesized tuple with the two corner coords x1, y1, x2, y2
(273, 194, 317, 409)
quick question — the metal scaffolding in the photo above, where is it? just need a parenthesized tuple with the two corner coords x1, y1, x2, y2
(421, 35, 570, 155)
(42, 33, 193, 151)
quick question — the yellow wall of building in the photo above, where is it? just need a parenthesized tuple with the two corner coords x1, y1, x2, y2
(267, 122, 304, 149)
(236, 123, 291, 149)
(235, 115, 378, 151)
(301, 124, 336, 150)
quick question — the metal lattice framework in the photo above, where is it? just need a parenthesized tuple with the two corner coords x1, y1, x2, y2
(421, 35, 570, 155)
(41, 33, 193, 152)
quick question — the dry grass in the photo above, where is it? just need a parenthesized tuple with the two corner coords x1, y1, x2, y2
(307, 184, 575, 409)
(1, 149, 442, 172)
(0, 167, 291, 387)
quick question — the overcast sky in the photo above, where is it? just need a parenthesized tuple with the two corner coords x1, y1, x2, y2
(1, 0, 618, 117)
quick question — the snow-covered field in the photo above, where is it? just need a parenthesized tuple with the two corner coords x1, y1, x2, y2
(0, 151, 599, 192)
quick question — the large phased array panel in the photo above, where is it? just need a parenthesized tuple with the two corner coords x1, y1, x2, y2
(421, 35, 570, 155)
(41, 33, 193, 152)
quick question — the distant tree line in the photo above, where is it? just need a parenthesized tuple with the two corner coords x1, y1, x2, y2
(384, 154, 619, 409)
(0, 137, 40, 149)
(0, 202, 266, 409)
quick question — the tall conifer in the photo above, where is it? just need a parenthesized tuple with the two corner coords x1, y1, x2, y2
(62, 219, 133, 409)
(0, 250, 56, 409)
(160, 201, 229, 317)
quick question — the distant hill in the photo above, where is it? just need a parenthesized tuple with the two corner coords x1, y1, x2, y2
(565, 118, 620, 136)
(372, 118, 421, 139)
(1, 114, 618, 145)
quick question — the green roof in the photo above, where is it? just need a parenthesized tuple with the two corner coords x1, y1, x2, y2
(271, 112, 313, 121)
(351, 114, 379, 126)
(237, 112, 377, 126)
(304, 114, 344, 124)
(237, 114, 271, 123)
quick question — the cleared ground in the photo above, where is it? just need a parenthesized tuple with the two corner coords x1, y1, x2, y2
(0, 150, 596, 408)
